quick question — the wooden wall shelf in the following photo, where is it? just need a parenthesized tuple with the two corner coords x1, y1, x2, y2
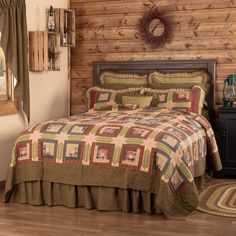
(46, 8, 75, 47)
(47, 32, 60, 71)
(29, 31, 60, 72)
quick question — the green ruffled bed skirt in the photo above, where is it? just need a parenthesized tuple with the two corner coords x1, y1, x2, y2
(6, 176, 205, 215)
(8, 181, 163, 214)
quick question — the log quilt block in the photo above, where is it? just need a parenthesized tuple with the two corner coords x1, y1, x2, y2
(91, 143, 115, 165)
(41, 123, 65, 133)
(86, 87, 116, 110)
(63, 141, 85, 161)
(126, 127, 152, 139)
(121, 144, 144, 168)
(96, 125, 123, 137)
(15, 141, 32, 162)
(68, 124, 94, 135)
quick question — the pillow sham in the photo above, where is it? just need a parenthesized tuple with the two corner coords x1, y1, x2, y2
(99, 71, 148, 90)
(86, 87, 143, 110)
(86, 87, 116, 110)
(148, 71, 209, 92)
(141, 86, 205, 114)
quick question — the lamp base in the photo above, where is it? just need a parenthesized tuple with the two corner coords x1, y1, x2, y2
(223, 100, 234, 108)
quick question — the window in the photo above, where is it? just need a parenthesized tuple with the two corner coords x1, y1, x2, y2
(0, 48, 13, 101)
(0, 47, 7, 100)
(0, 47, 17, 116)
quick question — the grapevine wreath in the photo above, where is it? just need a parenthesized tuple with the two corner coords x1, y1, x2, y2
(138, 7, 172, 48)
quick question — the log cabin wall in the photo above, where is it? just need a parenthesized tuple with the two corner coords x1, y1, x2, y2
(70, 0, 236, 115)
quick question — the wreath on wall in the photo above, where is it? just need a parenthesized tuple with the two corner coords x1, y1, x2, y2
(138, 7, 172, 48)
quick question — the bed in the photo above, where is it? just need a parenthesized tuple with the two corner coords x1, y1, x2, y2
(4, 60, 222, 219)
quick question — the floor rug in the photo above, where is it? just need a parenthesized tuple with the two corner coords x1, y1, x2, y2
(197, 181, 236, 217)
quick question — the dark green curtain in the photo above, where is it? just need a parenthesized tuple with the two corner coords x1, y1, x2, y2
(0, 0, 30, 121)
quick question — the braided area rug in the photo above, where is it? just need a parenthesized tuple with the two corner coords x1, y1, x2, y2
(197, 181, 236, 217)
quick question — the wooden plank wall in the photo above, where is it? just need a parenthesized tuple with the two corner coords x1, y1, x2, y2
(70, 0, 236, 115)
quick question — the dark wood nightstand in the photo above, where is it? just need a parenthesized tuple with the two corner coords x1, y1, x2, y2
(219, 107, 236, 176)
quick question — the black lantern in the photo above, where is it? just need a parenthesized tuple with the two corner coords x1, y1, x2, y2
(47, 5, 56, 32)
(222, 75, 236, 107)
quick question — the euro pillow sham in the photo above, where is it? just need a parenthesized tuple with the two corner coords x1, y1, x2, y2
(86, 87, 144, 111)
(99, 71, 148, 90)
(148, 71, 209, 93)
(141, 86, 205, 114)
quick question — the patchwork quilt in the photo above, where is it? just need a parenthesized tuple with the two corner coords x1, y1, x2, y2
(4, 109, 222, 218)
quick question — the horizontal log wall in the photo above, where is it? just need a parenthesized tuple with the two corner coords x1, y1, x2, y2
(70, 0, 236, 115)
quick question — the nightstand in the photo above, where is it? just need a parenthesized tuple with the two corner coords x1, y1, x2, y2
(219, 107, 236, 176)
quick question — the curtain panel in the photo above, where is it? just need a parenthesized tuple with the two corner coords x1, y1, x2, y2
(0, 0, 30, 121)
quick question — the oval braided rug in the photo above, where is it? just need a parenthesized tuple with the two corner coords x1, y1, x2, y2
(197, 181, 236, 217)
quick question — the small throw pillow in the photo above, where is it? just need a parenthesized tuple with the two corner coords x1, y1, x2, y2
(116, 104, 146, 110)
(121, 95, 153, 107)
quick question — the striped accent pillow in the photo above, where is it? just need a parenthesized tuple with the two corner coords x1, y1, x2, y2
(122, 95, 153, 107)
(99, 72, 148, 90)
(141, 86, 205, 114)
(116, 104, 147, 110)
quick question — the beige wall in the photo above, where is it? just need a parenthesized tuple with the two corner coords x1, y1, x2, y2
(0, 0, 69, 181)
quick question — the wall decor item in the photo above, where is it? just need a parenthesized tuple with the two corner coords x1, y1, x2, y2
(47, 32, 60, 70)
(60, 9, 76, 47)
(29, 31, 60, 71)
(138, 7, 172, 48)
(46, 8, 75, 47)
(222, 74, 236, 107)
(47, 5, 56, 32)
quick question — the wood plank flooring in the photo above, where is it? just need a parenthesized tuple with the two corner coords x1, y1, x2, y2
(0, 188, 236, 236)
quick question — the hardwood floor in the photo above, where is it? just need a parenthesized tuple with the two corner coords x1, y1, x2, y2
(0, 188, 236, 236)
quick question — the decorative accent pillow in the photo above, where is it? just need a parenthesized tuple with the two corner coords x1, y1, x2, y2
(116, 104, 147, 110)
(122, 95, 153, 107)
(141, 86, 205, 114)
(115, 89, 142, 104)
(148, 71, 209, 92)
(99, 71, 148, 90)
(86, 87, 143, 110)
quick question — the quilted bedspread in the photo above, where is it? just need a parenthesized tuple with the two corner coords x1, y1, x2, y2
(4, 109, 222, 219)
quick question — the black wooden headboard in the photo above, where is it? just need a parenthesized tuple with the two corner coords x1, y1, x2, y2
(92, 60, 216, 128)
